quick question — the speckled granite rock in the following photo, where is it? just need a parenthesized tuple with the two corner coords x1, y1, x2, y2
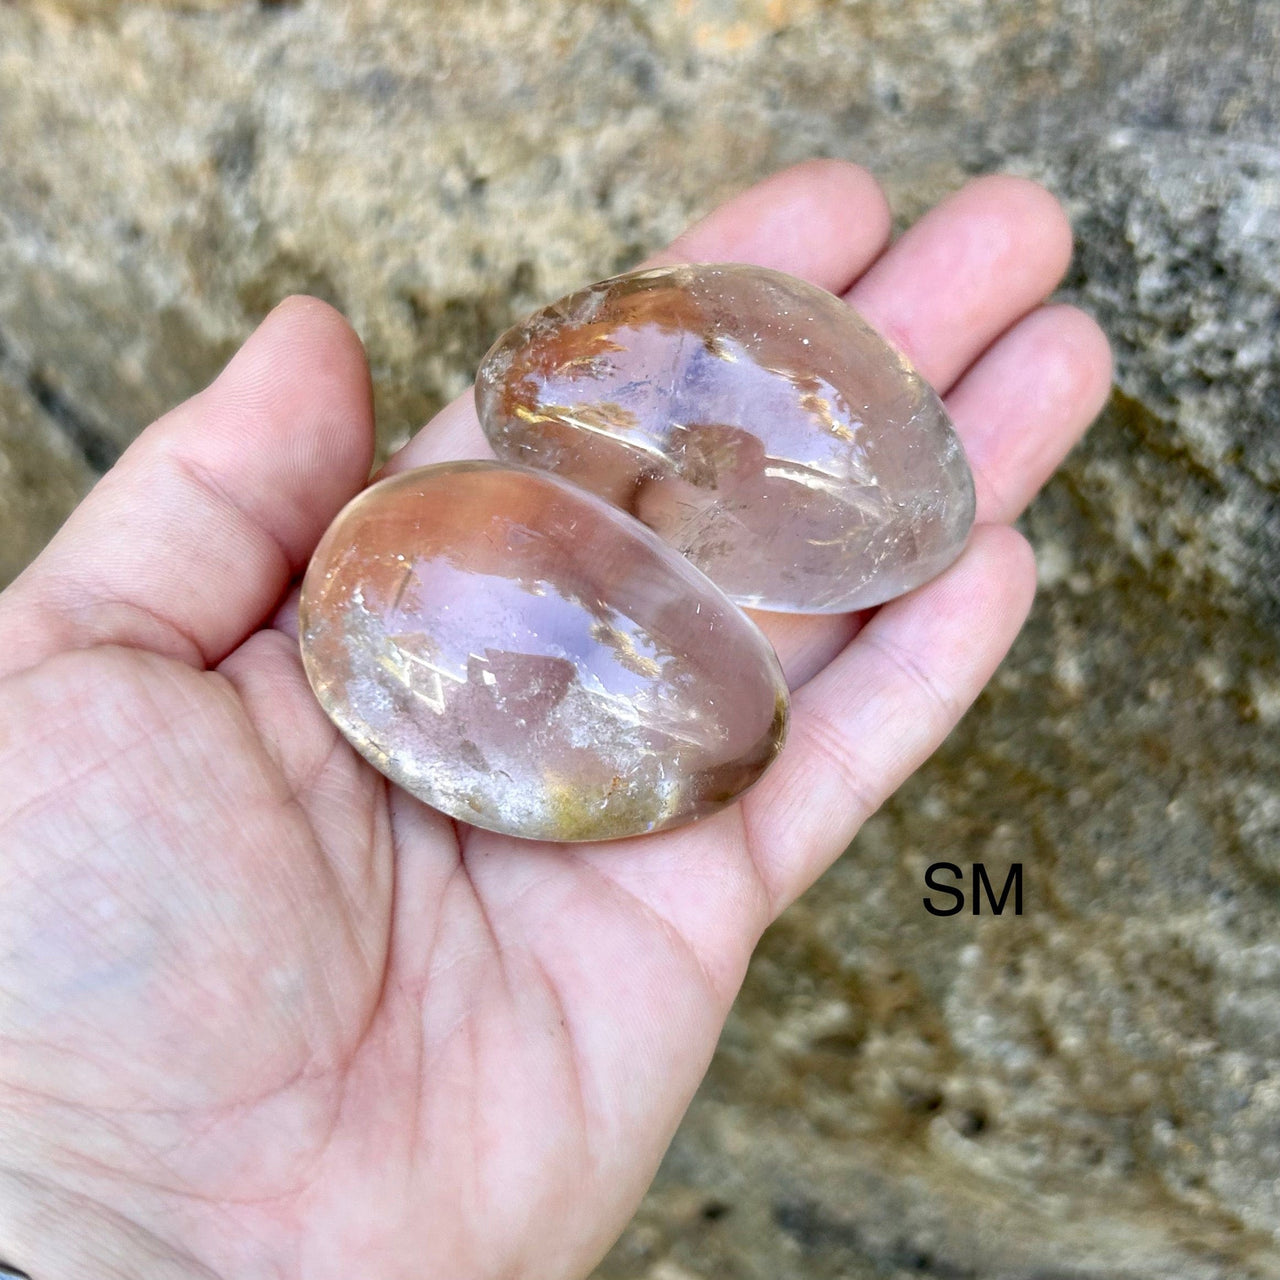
(0, 376, 94, 589)
(1, 1, 1277, 1276)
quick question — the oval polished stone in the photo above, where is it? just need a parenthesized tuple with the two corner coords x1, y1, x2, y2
(476, 263, 976, 613)
(299, 461, 789, 842)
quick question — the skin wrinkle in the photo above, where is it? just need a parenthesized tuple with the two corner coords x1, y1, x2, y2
(6, 846, 191, 1049)
(39, 1109, 281, 1209)
(401, 979, 426, 1238)
(15, 1096, 318, 1280)
(0, 1075, 113, 1142)
(42, 581, 209, 671)
(0, 1163, 226, 1280)
(171, 314, 373, 558)
(310, 777, 395, 998)
(414, 909, 525, 1004)
(735, 783, 797, 925)
(269, 787, 387, 1024)
(152, 748, 360, 1004)
(559, 844, 734, 1016)
(30, 653, 201, 782)
(289, 820, 407, 1276)
(0, 716, 161, 833)
(451, 855, 515, 995)
(763, 701, 883, 829)
(0, 1047, 336, 1138)
(3, 791, 165, 909)
(854, 620, 965, 726)
(0, 671, 98, 778)
(384, 780, 458, 1005)
(167, 447, 299, 573)
(409, 849, 705, 1271)
(10, 1046, 347, 1280)
(629, 834, 775, 977)
(528, 953, 593, 1173)
(175, 839, 343, 1080)
(141, 1094, 344, 1211)
(223, 652, 398, 990)
(462, 1009, 486, 1265)
(966, 453, 1011, 524)
(398, 856, 530, 1205)
(42, 789, 174, 880)
(747, 701, 885, 901)
(283, 714, 360, 807)
(39, 957, 296, 1116)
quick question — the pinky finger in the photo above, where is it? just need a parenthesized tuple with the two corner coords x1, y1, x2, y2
(742, 524, 1037, 915)
(946, 304, 1113, 526)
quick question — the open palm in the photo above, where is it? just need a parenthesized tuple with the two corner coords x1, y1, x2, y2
(0, 163, 1110, 1280)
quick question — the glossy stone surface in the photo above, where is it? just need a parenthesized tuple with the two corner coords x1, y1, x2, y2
(476, 263, 976, 613)
(299, 461, 788, 842)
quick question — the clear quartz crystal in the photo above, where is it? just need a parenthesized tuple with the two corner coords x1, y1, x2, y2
(299, 461, 788, 842)
(476, 262, 976, 613)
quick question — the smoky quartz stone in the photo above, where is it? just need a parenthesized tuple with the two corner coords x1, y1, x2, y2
(299, 461, 788, 842)
(477, 263, 975, 613)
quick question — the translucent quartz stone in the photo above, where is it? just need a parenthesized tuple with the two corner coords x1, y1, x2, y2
(299, 461, 788, 842)
(476, 263, 976, 613)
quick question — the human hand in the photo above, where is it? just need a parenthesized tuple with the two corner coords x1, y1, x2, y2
(0, 162, 1111, 1280)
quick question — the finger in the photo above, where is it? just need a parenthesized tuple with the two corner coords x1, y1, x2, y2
(647, 157, 893, 292)
(0, 298, 374, 676)
(759, 271, 1098, 689)
(742, 523, 1037, 914)
(945, 304, 1113, 524)
(741, 606, 865, 689)
(848, 175, 1074, 395)
(381, 160, 893, 476)
(731, 177, 1065, 684)
(761, 303, 1106, 687)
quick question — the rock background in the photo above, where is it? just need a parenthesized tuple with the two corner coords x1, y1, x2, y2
(2, 0, 1278, 1275)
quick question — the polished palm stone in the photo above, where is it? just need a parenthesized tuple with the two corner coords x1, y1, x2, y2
(476, 263, 976, 613)
(299, 461, 789, 842)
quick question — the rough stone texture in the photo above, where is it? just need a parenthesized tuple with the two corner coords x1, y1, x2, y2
(1, 0, 1278, 1276)
(0, 377, 94, 589)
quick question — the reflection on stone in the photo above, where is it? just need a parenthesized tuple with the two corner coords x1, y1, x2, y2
(476, 263, 976, 613)
(299, 461, 788, 842)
